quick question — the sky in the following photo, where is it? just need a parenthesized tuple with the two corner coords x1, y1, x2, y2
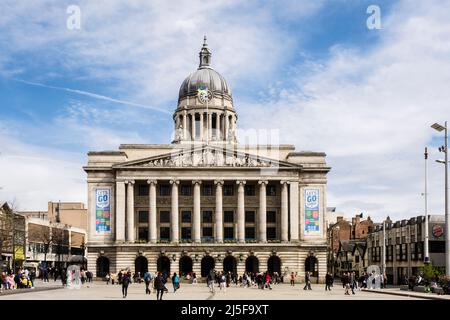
(0, 0, 449, 223)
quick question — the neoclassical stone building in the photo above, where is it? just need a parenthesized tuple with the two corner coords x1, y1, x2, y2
(84, 38, 331, 282)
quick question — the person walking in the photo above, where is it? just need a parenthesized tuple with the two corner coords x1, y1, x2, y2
(144, 271, 153, 294)
(172, 272, 179, 293)
(303, 271, 312, 290)
(219, 272, 226, 292)
(105, 272, 111, 285)
(207, 269, 215, 293)
(325, 272, 333, 291)
(290, 272, 296, 286)
(265, 272, 272, 290)
(350, 271, 357, 294)
(121, 272, 130, 298)
(155, 272, 166, 300)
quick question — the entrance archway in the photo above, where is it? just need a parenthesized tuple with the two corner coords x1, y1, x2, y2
(201, 256, 215, 277)
(179, 256, 193, 276)
(305, 256, 318, 277)
(245, 256, 259, 274)
(223, 255, 237, 274)
(157, 256, 171, 276)
(267, 255, 281, 275)
(135, 256, 148, 276)
(96, 256, 109, 278)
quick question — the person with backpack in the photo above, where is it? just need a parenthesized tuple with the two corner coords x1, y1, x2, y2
(172, 272, 179, 293)
(144, 271, 153, 294)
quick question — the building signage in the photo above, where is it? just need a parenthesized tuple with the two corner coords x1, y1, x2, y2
(304, 188, 320, 233)
(432, 224, 444, 238)
(95, 188, 111, 233)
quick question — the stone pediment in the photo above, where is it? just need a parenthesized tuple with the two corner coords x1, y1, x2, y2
(113, 146, 300, 169)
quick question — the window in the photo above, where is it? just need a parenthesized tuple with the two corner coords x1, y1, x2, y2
(202, 184, 213, 196)
(267, 227, 276, 240)
(267, 211, 276, 223)
(181, 185, 191, 196)
(202, 227, 213, 238)
(138, 185, 149, 196)
(181, 227, 191, 240)
(417, 241, 423, 260)
(138, 227, 148, 241)
(245, 185, 255, 196)
(160, 185, 171, 196)
(160, 211, 170, 223)
(160, 227, 170, 240)
(202, 211, 213, 223)
(355, 256, 360, 263)
(430, 241, 445, 253)
(266, 185, 276, 196)
(245, 211, 255, 223)
(224, 184, 234, 196)
(138, 211, 149, 223)
(245, 227, 255, 240)
(224, 227, 234, 240)
(181, 211, 191, 223)
(396, 244, 401, 261)
(224, 211, 234, 223)
(401, 244, 408, 261)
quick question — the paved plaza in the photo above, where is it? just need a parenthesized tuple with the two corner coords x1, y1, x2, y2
(0, 281, 434, 300)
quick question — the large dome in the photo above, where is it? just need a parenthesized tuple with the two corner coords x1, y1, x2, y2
(178, 68, 232, 102)
(178, 36, 232, 103)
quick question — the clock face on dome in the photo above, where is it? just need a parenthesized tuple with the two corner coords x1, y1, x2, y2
(197, 87, 212, 104)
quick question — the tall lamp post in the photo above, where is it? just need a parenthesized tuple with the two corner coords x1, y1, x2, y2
(431, 121, 449, 276)
(423, 147, 430, 264)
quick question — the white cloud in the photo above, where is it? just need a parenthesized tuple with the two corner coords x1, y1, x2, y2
(239, 0, 450, 221)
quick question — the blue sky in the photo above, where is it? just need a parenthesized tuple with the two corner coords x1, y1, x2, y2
(1, 0, 450, 222)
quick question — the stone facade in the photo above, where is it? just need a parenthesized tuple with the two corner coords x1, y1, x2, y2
(84, 38, 331, 283)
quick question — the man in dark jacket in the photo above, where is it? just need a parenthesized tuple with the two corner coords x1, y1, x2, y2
(325, 273, 333, 291)
(155, 272, 166, 300)
(122, 272, 130, 298)
(303, 271, 312, 290)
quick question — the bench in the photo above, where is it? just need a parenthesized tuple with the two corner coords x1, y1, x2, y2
(400, 285, 409, 291)
(431, 287, 445, 295)
(413, 286, 426, 293)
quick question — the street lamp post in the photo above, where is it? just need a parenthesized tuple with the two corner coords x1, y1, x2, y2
(431, 121, 449, 276)
(424, 147, 430, 264)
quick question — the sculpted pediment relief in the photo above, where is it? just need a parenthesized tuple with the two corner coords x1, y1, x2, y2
(114, 146, 299, 169)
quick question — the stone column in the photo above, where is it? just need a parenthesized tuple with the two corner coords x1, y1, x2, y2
(289, 181, 299, 242)
(258, 180, 268, 242)
(115, 181, 126, 242)
(192, 180, 202, 243)
(126, 180, 135, 242)
(215, 180, 224, 243)
(170, 179, 180, 243)
(147, 180, 157, 243)
(199, 112, 204, 141)
(182, 111, 187, 140)
(225, 112, 229, 141)
(236, 180, 246, 243)
(281, 181, 289, 242)
(192, 112, 196, 140)
(208, 112, 212, 141)
(216, 112, 221, 139)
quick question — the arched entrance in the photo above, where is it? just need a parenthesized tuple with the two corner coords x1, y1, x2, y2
(179, 256, 193, 276)
(96, 256, 109, 278)
(157, 256, 171, 276)
(305, 256, 318, 277)
(201, 256, 215, 277)
(223, 255, 237, 274)
(267, 255, 281, 275)
(245, 256, 259, 274)
(135, 256, 148, 276)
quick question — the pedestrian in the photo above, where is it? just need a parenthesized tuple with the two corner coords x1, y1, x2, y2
(219, 272, 226, 292)
(61, 268, 67, 287)
(106, 272, 111, 285)
(144, 271, 153, 294)
(172, 272, 179, 293)
(122, 272, 130, 298)
(290, 272, 296, 286)
(155, 272, 166, 300)
(303, 271, 312, 290)
(350, 272, 356, 294)
(207, 269, 215, 293)
(325, 272, 333, 291)
(265, 272, 272, 290)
